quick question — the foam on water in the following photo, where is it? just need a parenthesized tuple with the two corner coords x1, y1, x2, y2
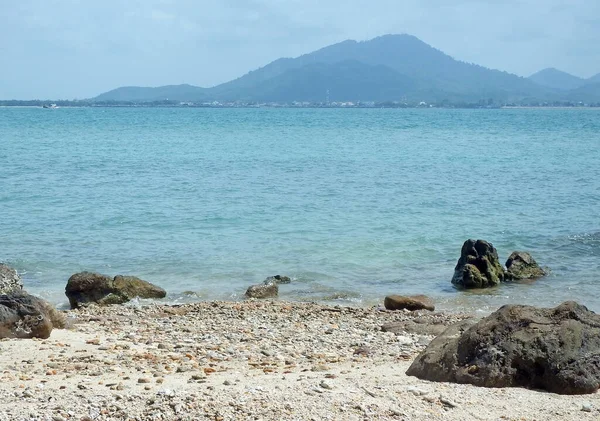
(1, 107, 599, 313)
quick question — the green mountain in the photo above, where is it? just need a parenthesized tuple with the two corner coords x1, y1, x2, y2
(528, 68, 585, 91)
(93, 34, 599, 104)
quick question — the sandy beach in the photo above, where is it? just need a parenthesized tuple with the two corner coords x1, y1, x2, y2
(0, 300, 598, 421)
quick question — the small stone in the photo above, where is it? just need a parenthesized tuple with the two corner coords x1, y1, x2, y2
(223, 380, 232, 386)
(138, 378, 152, 384)
(440, 396, 459, 408)
(319, 380, 333, 390)
(581, 403, 593, 412)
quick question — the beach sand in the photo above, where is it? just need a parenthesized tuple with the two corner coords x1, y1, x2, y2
(0, 301, 598, 420)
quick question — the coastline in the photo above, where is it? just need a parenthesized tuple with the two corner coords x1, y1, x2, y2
(1, 300, 597, 420)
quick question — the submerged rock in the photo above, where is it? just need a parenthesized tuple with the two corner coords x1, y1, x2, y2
(451, 239, 505, 289)
(384, 295, 435, 311)
(505, 251, 547, 280)
(0, 292, 66, 339)
(407, 301, 600, 394)
(0, 264, 23, 294)
(245, 283, 278, 299)
(65, 272, 166, 309)
(263, 275, 291, 285)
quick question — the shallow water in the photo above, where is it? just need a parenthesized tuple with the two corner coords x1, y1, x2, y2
(1, 107, 599, 313)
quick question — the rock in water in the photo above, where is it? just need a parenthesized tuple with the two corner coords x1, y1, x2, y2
(0, 264, 23, 294)
(384, 295, 435, 311)
(263, 275, 291, 285)
(245, 283, 278, 299)
(406, 301, 600, 394)
(65, 272, 166, 309)
(505, 251, 547, 280)
(451, 239, 505, 288)
(0, 293, 66, 339)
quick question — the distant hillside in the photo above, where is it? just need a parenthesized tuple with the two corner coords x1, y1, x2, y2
(529, 68, 585, 91)
(566, 82, 600, 102)
(95, 84, 208, 102)
(588, 73, 600, 84)
(94, 34, 600, 104)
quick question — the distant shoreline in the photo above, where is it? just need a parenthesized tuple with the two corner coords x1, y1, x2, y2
(1, 104, 599, 110)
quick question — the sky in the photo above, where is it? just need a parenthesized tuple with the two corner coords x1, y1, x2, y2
(1, 0, 599, 99)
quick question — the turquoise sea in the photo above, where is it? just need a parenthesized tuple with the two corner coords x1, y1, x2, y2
(1, 107, 599, 313)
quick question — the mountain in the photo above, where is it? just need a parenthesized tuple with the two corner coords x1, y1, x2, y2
(94, 34, 598, 104)
(587, 73, 600, 84)
(528, 68, 585, 90)
(566, 82, 600, 103)
(222, 60, 416, 103)
(95, 84, 208, 102)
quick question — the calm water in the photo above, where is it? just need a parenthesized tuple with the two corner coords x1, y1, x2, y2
(1, 107, 599, 313)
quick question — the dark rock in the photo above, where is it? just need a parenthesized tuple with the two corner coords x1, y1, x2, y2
(65, 272, 166, 309)
(0, 264, 23, 294)
(407, 301, 600, 394)
(505, 251, 547, 280)
(384, 295, 435, 311)
(245, 283, 278, 299)
(264, 275, 291, 285)
(451, 239, 505, 288)
(0, 292, 66, 339)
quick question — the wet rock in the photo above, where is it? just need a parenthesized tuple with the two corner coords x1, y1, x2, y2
(263, 275, 291, 285)
(407, 301, 600, 394)
(0, 292, 66, 339)
(65, 272, 166, 309)
(505, 251, 547, 280)
(384, 295, 434, 311)
(245, 283, 278, 299)
(0, 264, 23, 294)
(451, 239, 505, 289)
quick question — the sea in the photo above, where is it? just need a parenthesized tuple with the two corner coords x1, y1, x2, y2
(1, 107, 599, 314)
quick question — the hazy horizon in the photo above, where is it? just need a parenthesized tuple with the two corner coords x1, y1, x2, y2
(2, 1, 599, 100)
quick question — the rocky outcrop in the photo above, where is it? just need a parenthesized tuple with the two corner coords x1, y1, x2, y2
(383, 295, 434, 311)
(505, 251, 547, 280)
(65, 272, 166, 309)
(406, 301, 600, 395)
(263, 275, 291, 285)
(0, 292, 66, 339)
(451, 239, 505, 288)
(245, 283, 278, 299)
(0, 264, 23, 294)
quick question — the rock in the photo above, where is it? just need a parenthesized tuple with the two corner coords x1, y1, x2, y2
(451, 239, 505, 288)
(384, 295, 434, 311)
(245, 283, 278, 299)
(406, 301, 600, 394)
(263, 275, 291, 285)
(0, 264, 23, 294)
(505, 251, 547, 280)
(65, 272, 166, 309)
(0, 292, 66, 339)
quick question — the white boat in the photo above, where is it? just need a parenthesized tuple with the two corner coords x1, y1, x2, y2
(42, 104, 58, 109)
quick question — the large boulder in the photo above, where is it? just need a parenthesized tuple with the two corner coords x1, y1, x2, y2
(0, 292, 66, 339)
(0, 264, 23, 294)
(65, 272, 166, 309)
(406, 301, 600, 394)
(505, 251, 547, 280)
(245, 283, 278, 299)
(384, 295, 435, 311)
(451, 239, 505, 288)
